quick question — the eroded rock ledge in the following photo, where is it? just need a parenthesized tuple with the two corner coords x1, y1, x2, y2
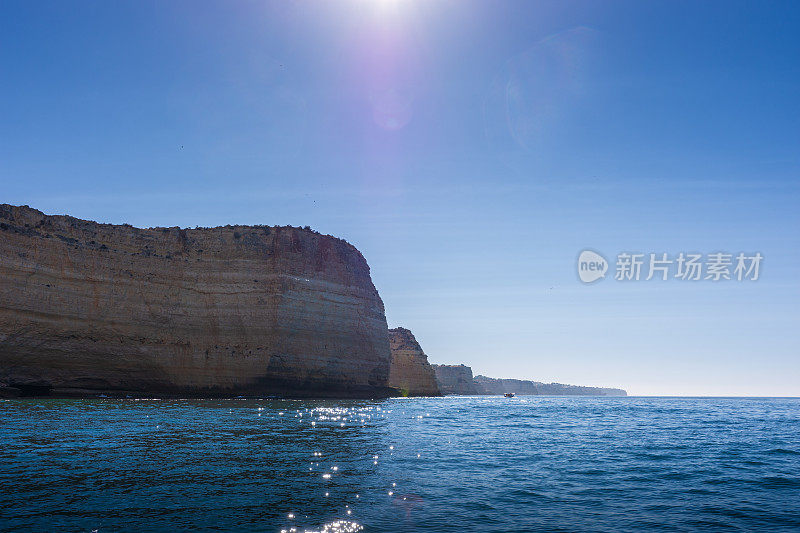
(387, 327, 441, 397)
(0, 204, 392, 398)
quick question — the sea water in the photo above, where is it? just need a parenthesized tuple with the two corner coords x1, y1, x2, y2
(1, 396, 799, 532)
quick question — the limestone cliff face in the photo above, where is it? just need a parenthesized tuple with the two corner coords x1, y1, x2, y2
(0, 204, 392, 398)
(387, 327, 441, 397)
(431, 364, 481, 395)
(474, 375, 627, 396)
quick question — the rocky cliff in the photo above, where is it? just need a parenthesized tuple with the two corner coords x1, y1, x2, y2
(0, 204, 392, 398)
(387, 327, 441, 397)
(431, 364, 481, 395)
(474, 375, 627, 396)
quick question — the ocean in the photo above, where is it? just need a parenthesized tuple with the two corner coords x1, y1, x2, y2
(1, 396, 799, 532)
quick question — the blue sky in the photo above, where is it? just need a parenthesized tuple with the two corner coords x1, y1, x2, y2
(2, 1, 798, 395)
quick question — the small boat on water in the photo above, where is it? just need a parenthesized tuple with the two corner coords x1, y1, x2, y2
(504, 392, 515, 398)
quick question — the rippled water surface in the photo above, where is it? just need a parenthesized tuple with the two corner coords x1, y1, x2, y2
(1, 396, 799, 532)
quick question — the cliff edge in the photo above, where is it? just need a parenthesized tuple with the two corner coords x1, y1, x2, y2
(0, 204, 392, 398)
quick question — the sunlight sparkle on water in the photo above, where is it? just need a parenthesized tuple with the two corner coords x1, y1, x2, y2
(315, 521, 363, 533)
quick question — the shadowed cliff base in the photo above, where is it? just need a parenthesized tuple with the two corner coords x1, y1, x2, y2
(0, 383, 398, 400)
(0, 204, 392, 399)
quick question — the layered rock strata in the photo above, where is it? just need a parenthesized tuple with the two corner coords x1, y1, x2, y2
(431, 364, 481, 395)
(0, 204, 392, 398)
(387, 327, 441, 397)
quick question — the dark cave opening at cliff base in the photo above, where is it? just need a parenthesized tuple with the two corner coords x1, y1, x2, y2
(10, 383, 53, 397)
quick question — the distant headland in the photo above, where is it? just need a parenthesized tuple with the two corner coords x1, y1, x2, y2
(430, 364, 626, 397)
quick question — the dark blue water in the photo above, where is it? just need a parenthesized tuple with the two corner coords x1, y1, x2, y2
(1, 397, 799, 532)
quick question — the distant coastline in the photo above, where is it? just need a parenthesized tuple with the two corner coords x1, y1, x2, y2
(430, 364, 626, 397)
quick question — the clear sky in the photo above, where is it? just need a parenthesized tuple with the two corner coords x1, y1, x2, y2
(2, 1, 799, 396)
